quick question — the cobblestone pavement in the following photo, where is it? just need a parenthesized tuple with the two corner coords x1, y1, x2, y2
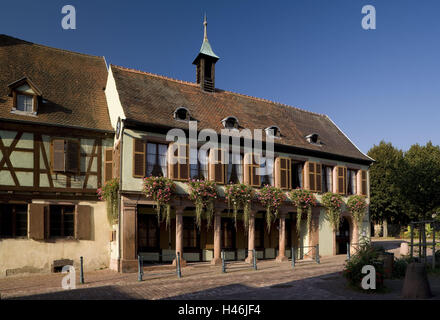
(1, 254, 439, 300)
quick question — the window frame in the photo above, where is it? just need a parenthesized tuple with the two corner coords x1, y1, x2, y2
(47, 205, 75, 239)
(50, 138, 81, 174)
(0, 204, 28, 239)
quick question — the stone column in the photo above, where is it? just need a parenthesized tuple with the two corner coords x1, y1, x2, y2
(173, 207, 187, 267)
(351, 220, 359, 255)
(245, 211, 256, 264)
(276, 212, 288, 262)
(211, 210, 222, 265)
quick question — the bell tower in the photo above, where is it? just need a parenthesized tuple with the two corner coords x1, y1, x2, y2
(192, 15, 219, 92)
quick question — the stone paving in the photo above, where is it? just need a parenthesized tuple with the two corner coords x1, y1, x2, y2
(1, 252, 439, 300)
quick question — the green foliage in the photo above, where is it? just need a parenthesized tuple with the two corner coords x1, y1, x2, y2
(346, 195, 368, 231)
(290, 188, 317, 233)
(321, 192, 344, 231)
(188, 179, 218, 229)
(97, 178, 119, 225)
(225, 183, 254, 230)
(392, 256, 412, 279)
(367, 141, 407, 225)
(143, 176, 176, 228)
(257, 185, 287, 232)
(400, 142, 440, 220)
(342, 242, 385, 290)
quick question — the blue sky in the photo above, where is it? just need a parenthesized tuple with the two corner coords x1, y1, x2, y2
(1, 0, 439, 154)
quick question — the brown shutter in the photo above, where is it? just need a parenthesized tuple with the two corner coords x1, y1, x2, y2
(65, 140, 80, 173)
(309, 162, 315, 191)
(209, 148, 225, 184)
(251, 154, 260, 187)
(75, 205, 92, 240)
(168, 143, 177, 179)
(52, 139, 65, 172)
(361, 170, 367, 196)
(178, 144, 189, 180)
(243, 153, 251, 185)
(276, 157, 291, 189)
(29, 204, 46, 240)
(336, 166, 347, 194)
(113, 142, 121, 179)
(133, 139, 146, 178)
(104, 148, 113, 182)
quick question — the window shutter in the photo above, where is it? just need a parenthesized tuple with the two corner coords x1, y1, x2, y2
(249, 154, 260, 187)
(168, 143, 189, 180)
(29, 204, 46, 240)
(104, 148, 113, 183)
(243, 153, 251, 185)
(361, 170, 367, 196)
(52, 139, 65, 172)
(65, 140, 80, 173)
(336, 166, 347, 194)
(178, 144, 189, 180)
(168, 143, 177, 179)
(209, 148, 225, 184)
(275, 157, 291, 189)
(75, 205, 92, 240)
(133, 139, 146, 178)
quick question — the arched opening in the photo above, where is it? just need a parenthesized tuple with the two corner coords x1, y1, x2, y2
(336, 216, 350, 254)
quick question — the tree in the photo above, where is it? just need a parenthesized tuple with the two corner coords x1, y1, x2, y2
(367, 141, 407, 236)
(401, 142, 440, 221)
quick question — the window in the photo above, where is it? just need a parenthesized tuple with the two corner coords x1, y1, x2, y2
(307, 162, 322, 192)
(227, 152, 243, 184)
(183, 217, 199, 249)
(259, 156, 274, 187)
(146, 143, 168, 177)
(291, 162, 304, 189)
(347, 169, 358, 195)
(51, 139, 80, 173)
(174, 107, 190, 121)
(306, 133, 319, 144)
(138, 214, 159, 250)
(244, 153, 260, 187)
(0, 204, 28, 238)
(190, 148, 209, 180)
(16, 94, 33, 112)
(221, 218, 235, 249)
(265, 126, 281, 138)
(49, 205, 75, 238)
(322, 165, 333, 193)
(222, 116, 239, 129)
(168, 143, 190, 180)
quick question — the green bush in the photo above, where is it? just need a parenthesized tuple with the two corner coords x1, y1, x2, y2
(392, 256, 412, 279)
(342, 243, 385, 290)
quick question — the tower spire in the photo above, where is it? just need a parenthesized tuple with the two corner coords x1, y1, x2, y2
(203, 13, 208, 41)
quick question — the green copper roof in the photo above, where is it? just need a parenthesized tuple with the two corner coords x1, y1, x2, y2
(199, 39, 219, 59)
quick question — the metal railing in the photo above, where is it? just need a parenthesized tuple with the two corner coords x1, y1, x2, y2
(221, 249, 257, 273)
(137, 252, 182, 281)
(291, 245, 320, 268)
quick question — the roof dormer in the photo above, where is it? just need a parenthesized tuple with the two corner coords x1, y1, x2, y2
(222, 116, 239, 129)
(8, 77, 42, 116)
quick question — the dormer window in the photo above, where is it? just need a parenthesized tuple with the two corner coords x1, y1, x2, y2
(8, 77, 41, 115)
(222, 116, 239, 129)
(265, 126, 281, 138)
(306, 133, 320, 144)
(174, 107, 190, 121)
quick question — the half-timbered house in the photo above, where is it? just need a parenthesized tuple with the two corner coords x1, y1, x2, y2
(0, 35, 114, 277)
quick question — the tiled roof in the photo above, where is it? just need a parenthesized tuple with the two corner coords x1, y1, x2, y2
(111, 65, 372, 163)
(0, 35, 112, 132)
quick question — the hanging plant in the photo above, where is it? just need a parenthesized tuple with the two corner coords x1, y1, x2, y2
(225, 183, 254, 230)
(321, 192, 344, 232)
(289, 188, 317, 234)
(188, 179, 219, 229)
(257, 185, 287, 232)
(97, 178, 119, 225)
(346, 195, 368, 231)
(143, 176, 176, 228)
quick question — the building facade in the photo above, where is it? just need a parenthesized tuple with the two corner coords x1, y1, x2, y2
(104, 20, 374, 272)
(0, 35, 114, 277)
